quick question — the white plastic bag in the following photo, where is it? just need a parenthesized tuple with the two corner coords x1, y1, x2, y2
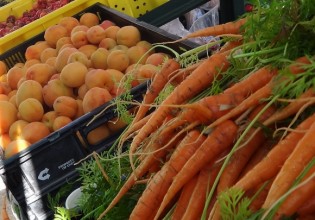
(160, 0, 220, 45)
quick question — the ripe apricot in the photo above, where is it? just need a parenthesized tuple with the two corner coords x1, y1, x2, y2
(71, 30, 88, 48)
(9, 119, 28, 140)
(40, 47, 57, 63)
(4, 139, 31, 159)
(42, 111, 58, 132)
(0, 101, 18, 134)
(0, 61, 8, 76)
(58, 16, 80, 35)
(78, 44, 97, 58)
(60, 61, 88, 88)
(86, 25, 106, 44)
(53, 96, 78, 118)
(126, 45, 149, 65)
(52, 116, 72, 131)
(16, 80, 43, 106)
(104, 25, 120, 40)
(107, 49, 129, 72)
(25, 63, 57, 86)
(42, 78, 74, 107)
(56, 36, 72, 52)
(99, 37, 117, 50)
(82, 87, 112, 113)
(25, 41, 50, 60)
(90, 48, 110, 69)
(79, 12, 99, 27)
(44, 24, 69, 48)
(116, 25, 141, 47)
(18, 98, 44, 122)
(21, 122, 50, 144)
(87, 124, 111, 145)
(55, 47, 78, 73)
(67, 51, 91, 67)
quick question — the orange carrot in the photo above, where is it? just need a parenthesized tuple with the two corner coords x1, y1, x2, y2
(217, 103, 276, 193)
(129, 130, 206, 220)
(276, 165, 315, 218)
(263, 119, 315, 209)
(181, 162, 221, 220)
(297, 195, 315, 217)
(132, 58, 181, 124)
(154, 120, 239, 220)
(179, 18, 246, 41)
(171, 174, 199, 220)
(128, 51, 232, 168)
(98, 126, 181, 219)
(234, 112, 315, 192)
(248, 179, 274, 212)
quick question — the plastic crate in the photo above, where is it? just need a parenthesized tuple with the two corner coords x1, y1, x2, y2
(0, 0, 109, 55)
(0, 3, 197, 219)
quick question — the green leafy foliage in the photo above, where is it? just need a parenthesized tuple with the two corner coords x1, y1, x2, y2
(217, 188, 253, 220)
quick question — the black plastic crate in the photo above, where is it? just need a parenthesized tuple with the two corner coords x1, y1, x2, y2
(0, 3, 197, 219)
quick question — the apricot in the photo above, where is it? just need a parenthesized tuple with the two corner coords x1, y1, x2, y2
(45, 57, 57, 68)
(99, 37, 117, 50)
(111, 44, 128, 52)
(40, 47, 57, 63)
(21, 122, 50, 144)
(25, 63, 57, 86)
(23, 59, 41, 70)
(79, 12, 99, 27)
(18, 98, 44, 122)
(74, 99, 84, 119)
(9, 119, 28, 140)
(8, 89, 17, 99)
(145, 52, 170, 66)
(9, 94, 17, 107)
(53, 96, 78, 118)
(126, 45, 150, 65)
(55, 47, 78, 73)
(99, 20, 115, 30)
(71, 30, 88, 48)
(0, 94, 9, 101)
(104, 25, 120, 40)
(58, 16, 80, 35)
(136, 64, 159, 83)
(52, 116, 72, 131)
(0, 61, 8, 76)
(0, 74, 7, 83)
(82, 87, 112, 113)
(7, 66, 24, 90)
(60, 61, 88, 88)
(71, 25, 89, 35)
(85, 68, 123, 91)
(78, 44, 98, 58)
(25, 41, 50, 60)
(67, 51, 91, 67)
(0, 101, 18, 134)
(42, 111, 58, 132)
(86, 25, 106, 44)
(77, 84, 88, 100)
(87, 124, 111, 145)
(107, 117, 128, 133)
(107, 49, 129, 72)
(56, 36, 72, 52)
(90, 48, 110, 69)
(137, 40, 154, 54)
(16, 80, 43, 106)
(0, 82, 11, 95)
(0, 133, 11, 151)
(4, 139, 31, 159)
(116, 25, 141, 47)
(42, 78, 74, 107)
(44, 24, 69, 48)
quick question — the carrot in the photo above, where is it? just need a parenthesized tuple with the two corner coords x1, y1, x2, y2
(132, 58, 181, 124)
(154, 120, 239, 220)
(98, 126, 181, 219)
(217, 103, 276, 193)
(1, 196, 9, 220)
(157, 65, 277, 143)
(297, 195, 315, 217)
(262, 120, 315, 209)
(171, 174, 199, 220)
(128, 51, 232, 169)
(129, 130, 206, 220)
(234, 112, 315, 192)
(181, 161, 221, 220)
(175, 18, 246, 42)
(275, 165, 315, 218)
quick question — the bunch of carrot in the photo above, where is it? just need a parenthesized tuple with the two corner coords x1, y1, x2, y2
(85, 0, 315, 219)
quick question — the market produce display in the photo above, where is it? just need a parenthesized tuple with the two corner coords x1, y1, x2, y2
(0, 0, 70, 37)
(46, 0, 315, 219)
(0, 12, 174, 160)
